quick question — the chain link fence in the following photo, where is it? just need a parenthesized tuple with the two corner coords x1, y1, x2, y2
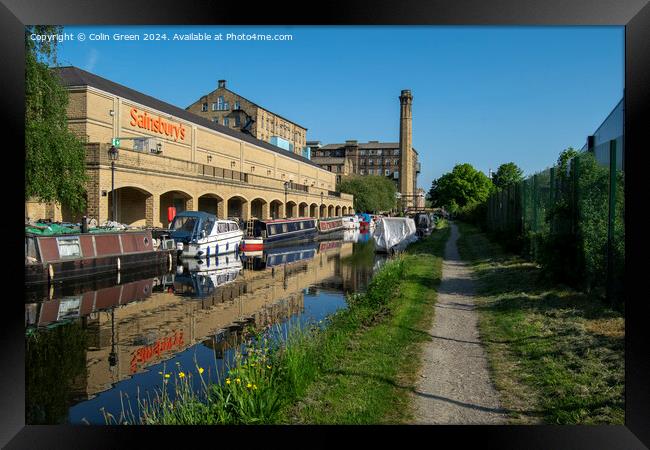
(486, 139, 624, 304)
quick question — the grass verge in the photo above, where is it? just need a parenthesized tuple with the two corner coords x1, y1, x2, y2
(455, 222, 624, 424)
(281, 221, 450, 424)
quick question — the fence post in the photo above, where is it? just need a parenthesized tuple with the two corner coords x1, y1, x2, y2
(549, 167, 555, 234)
(607, 139, 617, 305)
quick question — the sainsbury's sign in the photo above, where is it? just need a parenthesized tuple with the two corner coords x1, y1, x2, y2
(129, 107, 186, 142)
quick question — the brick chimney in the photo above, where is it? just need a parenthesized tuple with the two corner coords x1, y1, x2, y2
(399, 89, 413, 209)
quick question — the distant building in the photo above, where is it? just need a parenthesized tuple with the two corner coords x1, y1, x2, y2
(310, 90, 420, 208)
(186, 80, 308, 157)
(415, 188, 426, 208)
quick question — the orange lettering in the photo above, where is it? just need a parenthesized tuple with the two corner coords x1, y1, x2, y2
(130, 108, 138, 126)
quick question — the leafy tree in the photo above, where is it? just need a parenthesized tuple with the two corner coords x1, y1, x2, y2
(427, 163, 493, 209)
(25, 25, 87, 213)
(339, 175, 397, 213)
(492, 162, 523, 189)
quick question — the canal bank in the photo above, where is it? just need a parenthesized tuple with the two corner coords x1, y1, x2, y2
(117, 221, 450, 425)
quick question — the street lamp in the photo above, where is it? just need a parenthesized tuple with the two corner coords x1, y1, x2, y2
(284, 181, 289, 219)
(108, 145, 119, 222)
(320, 191, 324, 218)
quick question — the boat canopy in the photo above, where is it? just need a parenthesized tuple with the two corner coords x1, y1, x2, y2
(373, 217, 417, 252)
(169, 211, 219, 243)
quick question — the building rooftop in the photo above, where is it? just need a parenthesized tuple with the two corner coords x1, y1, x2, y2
(189, 81, 308, 130)
(319, 141, 418, 154)
(53, 66, 320, 169)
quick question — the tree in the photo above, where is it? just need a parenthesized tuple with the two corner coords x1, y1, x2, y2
(427, 163, 493, 209)
(339, 175, 397, 213)
(492, 162, 523, 189)
(25, 26, 88, 213)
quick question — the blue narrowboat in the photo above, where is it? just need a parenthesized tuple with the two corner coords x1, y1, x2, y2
(240, 217, 317, 250)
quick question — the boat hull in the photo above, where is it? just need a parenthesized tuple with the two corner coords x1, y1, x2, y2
(179, 232, 243, 258)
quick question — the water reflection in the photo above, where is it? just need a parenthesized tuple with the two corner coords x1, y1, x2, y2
(25, 232, 383, 424)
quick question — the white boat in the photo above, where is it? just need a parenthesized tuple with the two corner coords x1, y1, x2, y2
(169, 211, 243, 258)
(343, 229, 360, 242)
(372, 217, 418, 253)
(342, 215, 360, 229)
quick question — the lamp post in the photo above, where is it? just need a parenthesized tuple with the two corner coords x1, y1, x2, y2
(320, 191, 324, 218)
(108, 145, 119, 222)
(284, 181, 289, 219)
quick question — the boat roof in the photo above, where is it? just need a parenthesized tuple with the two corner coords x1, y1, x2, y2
(174, 211, 236, 222)
(259, 217, 315, 224)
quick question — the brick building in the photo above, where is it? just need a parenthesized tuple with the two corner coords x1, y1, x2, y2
(310, 89, 420, 210)
(186, 80, 308, 157)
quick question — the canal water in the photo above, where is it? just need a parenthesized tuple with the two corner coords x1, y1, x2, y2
(25, 230, 386, 425)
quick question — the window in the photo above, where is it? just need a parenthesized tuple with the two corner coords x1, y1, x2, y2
(234, 101, 240, 110)
(229, 223, 239, 232)
(201, 103, 208, 112)
(385, 169, 390, 176)
(171, 216, 197, 232)
(360, 169, 365, 175)
(282, 223, 288, 233)
(224, 118, 230, 126)
(224, 101, 230, 110)
(393, 149, 400, 155)
(212, 117, 219, 122)
(368, 159, 373, 165)
(359, 150, 366, 156)
(394, 159, 399, 165)
(57, 237, 81, 258)
(217, 96, 225, 110)
(377, 150, 383, 155)
(235, 116, 241, 127)
(212, 103, 218, 111)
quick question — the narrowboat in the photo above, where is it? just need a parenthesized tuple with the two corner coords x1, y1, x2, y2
(413, 212, 434, 237)
(240, 217, 317, 251)
(318, 217, 344, 233)
(342, 215, 360, 230)
(169, 211, 243, 258)
(25, 224, 176, 286)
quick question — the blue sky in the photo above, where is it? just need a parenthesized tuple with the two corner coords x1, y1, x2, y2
(55, 26, 624, 190)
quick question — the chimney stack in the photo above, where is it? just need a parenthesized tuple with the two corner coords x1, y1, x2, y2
(218, 80, 226, 89)
(399, 89, 413, 209)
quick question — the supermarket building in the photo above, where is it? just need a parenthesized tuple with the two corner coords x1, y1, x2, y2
(25, 67, 353, 227)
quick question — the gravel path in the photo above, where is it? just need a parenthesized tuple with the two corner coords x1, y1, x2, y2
(412, 222, 507, 424)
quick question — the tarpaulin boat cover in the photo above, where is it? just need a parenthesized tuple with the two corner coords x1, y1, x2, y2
(372, 217, 418, 252)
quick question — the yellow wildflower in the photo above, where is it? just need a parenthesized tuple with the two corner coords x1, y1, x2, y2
(164, 374, 170, 379)
(226, 378, 231, 385)
(198, 367, 204, 374)
(179, 372, 186, 378)
(253, 384, 258, 390)
(246, 383, 252, 388)
(266, 365, 272, 369)
(235, 378, 241, 384)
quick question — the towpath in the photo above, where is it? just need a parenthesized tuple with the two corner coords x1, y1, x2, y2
(412, 222, 507, 424)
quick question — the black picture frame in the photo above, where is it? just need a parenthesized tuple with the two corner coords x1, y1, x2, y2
(3, 1, 648, 448)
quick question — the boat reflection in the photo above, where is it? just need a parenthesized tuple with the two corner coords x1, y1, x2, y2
(25, 235, 381, 424)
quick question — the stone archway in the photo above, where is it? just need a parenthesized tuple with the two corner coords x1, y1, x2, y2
(110, 186, 153, 227)
(328, 205, 334, 217)
(286, 201, 297, 218)
(250, 198, 268, 220)
(342, 206, 348, 216)
(320, 204, 328, 218)
(299, 202, 309, 217)
(335, 206, 342, 217)
(160, 190, 193, 227)
(226, 195, 249, 220)
(310, 203, 319, 218)
(198, 193, 224, 218)
(270, 199, 284, 219)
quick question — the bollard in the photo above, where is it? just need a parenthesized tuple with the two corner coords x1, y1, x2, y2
(117, 257, 121, 272)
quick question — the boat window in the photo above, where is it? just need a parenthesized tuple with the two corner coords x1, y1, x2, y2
(288, 222, 297, 232)
(282, 223, 288, 233)
(57, 237, 82, 258)
(267, 225, 276, 236)
(202, 218, 215, 235)
(218, 223, 228, 233)
(229, 223, 239, 232)
(299, 221, 305, 230)
(171, 216, 197, 232)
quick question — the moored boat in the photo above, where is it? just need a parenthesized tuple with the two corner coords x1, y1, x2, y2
(241, 217, 317, 250)
(318, 217, 344, 233)
(372, 217, 418, 253)
(25, 223, 176, 286)
(169, 211, 243, 258)
(342, 215, 360, 229)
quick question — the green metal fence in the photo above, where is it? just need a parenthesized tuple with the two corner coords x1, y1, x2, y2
(486, 139, 624, 304)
